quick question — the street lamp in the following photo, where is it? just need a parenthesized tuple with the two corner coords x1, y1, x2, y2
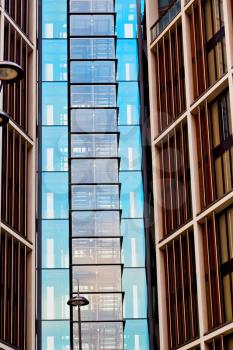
(0, 61, 24, 126)
(67, 283, 89, 350)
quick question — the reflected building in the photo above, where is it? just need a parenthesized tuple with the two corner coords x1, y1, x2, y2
(38, 0, 155, 349)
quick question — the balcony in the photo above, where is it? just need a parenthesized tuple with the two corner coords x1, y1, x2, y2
(150, 0, 181, 43)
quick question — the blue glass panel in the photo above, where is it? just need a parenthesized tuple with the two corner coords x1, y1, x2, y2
(71, 61, 115, 83)
(115, 0, 137, 38)
(42, 220, 69, 268)
(120, 172, 144, 218)
(124, 320, 149, 350)
(42, 83, 68, 125)
(42, 40, 67, 81)
(42, 0, 67, 38)
(117, 82, 140, 125)
(42, 321, 70, 349)
(42, 127, 68, 171)
(119, 126, 142, 170)
(117, 40, 138, 81)
(121, 219, 145, 267)
(70, 38, 115, 59)
(42, 270, 69, 320)
(70, 15, 115, 36)
(122, 268, 148, 318)
(42, 172, 68, 219)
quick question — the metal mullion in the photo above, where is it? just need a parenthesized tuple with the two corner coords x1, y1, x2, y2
(162, 36, 169, 127)
(179, 235, 187, 342)
(6, 23, 11, 113)
(23, 245, 27, 350)
(161, 144, 168, 235)
(180, 124, 188, 222)
(172, 240, 180, 345)
(212, 212, 223, 323)
(186, 232, 195, 337)
(24, 142, 28, 236)
(156, 46, 162, 132)
(174, 131, 181, 227)
(18, 136, 22, 232)
(225, 211, 233, 314)
(167, 136, 174, 231)
(175, 24, 182, 114)
(3, 234, 7, 340)
(12, 129, 15, 228)
(5, 125, 9, 222)
(191, 4, 200, 96)
(19, 37, 23, 126)
(17, 242, 20, 347)
(25, 45, 28, 132)
(168, 30, 176, 120)
(13, 26, 17, 122)
(165, 246, 173, 349)
(204, 218, 214, 328)
(10, 237, 14, 343)
(198, 107, 207, 207)
(205, 101, 215, 201)
(198, 0, 208, 90)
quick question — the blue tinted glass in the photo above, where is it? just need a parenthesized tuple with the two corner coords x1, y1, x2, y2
(42, 270, 69, 319)
(70, 15, 114, 36)
(117, 82, 140, 125)
(121, 219, 145, 267)
(42, 0, 67, 38)
(42, 321, 70, 349)
(42, 40, 67, 81)
(42, 220, 69, 268)
(124, 320, 149, 350)
(122, 268, 148, 318)
(120, 172, 144, 218)
(115, 0, 137, 38)
(119, 126, 142, 170)
(117, 40, 138, 81)
(42, 172, 68, 219)
(42, 83, 68, 125)
(70, 38, 115, 59)
(141, 0, 145, 16)
(42, 127, 68, 171)
(71, 61, 115, 83)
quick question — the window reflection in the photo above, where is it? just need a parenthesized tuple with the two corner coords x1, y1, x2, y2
(71, 85, 116, 107)
(72, 211, 120, 237)
(70, 0, 114, 12)
(70, 61, 116, 83)
(72, 265, 122, 292)
(42, 83, 68, 125)
(42, 40, 67, 81)
(72, 238, 121, 264)
(71, 134, 118, 158)
(73, 322, 123, 350)
(71, 159, 119, 184)
(71, 109, 117, 132)
(73, 293, 123, 321)
(42, 321, 70, 350)
(70, 15, 114, 36)
(42, 0, 67, 38)
(70, 38, 115, 59)
(72, 185, 120, 210)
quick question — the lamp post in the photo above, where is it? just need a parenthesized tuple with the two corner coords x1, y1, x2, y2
(0, 61, 24, 126)
(67, 282, 89, 350)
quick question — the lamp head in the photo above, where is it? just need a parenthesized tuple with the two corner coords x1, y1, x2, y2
(0, 61, 24, 83)
(0, 111, 9, 127)
(67, 295, 89, 307)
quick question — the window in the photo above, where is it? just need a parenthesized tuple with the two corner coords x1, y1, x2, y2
(189, 0, 226, 99)
(159, 122, 192, 237)
(202, 206, 233, 329)
(70, 38, 115, 59)
(164, 230, 199, 349)
(71, 85, 116, 107)
(154, 22, 186, 132)
(71, 109, 118, 132)
(70, 15, 115, 36)
(70, 0, 114, 13)
(71, 134, 118, 158)
(70, 61, 116, 83)
(195, 90, 233, 210)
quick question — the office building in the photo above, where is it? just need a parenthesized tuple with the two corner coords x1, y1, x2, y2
(0, 0, 37, 350)
(146, 0, 233, 349)
(38, 0, 156, 349)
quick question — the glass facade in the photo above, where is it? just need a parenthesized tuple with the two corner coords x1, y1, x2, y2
(39, 0, 149, 349)
(40, 0, 70, 348)
(116, 0, 149, 348)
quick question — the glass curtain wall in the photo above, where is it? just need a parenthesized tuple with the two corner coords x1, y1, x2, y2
(40, 0, 70, 349)
(116, 0, 150, 348)
(68, 0, 124, 349)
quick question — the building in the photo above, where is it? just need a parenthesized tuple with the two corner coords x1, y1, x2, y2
(38, 0, 156, 349)
(146, 0, 233, 349)
(0, 1, 37, 350)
